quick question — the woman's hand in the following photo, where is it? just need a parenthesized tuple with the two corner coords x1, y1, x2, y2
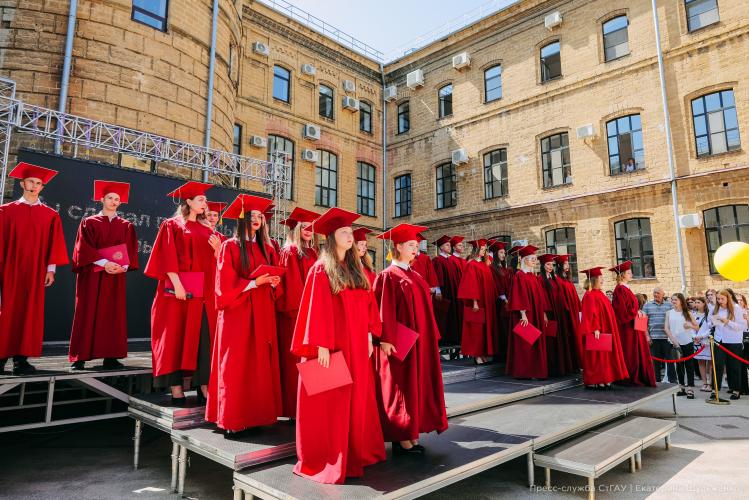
(594, 330, 601, 339)
(543, 313, 549, 327)
(44, 271, 55, 287)
(172, 282, 187, 300)
(520, 311, 528, 327)
(380, 342, 397, 357)
(208, 234, 222, 252)
(368, 340, 374, 358)
(472, 300, 479, 312)
(256, 273, 281, 288)
(317, 347, 330, 368)
(637, 310, 646, 318)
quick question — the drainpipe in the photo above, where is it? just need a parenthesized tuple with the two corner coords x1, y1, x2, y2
(55, 0, 78, 155)
(651, 0, 687, 293)
(380, 62, 388, 268)
(203, 0, 220, 182)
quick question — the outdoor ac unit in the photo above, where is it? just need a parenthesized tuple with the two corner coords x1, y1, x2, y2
(302, 149, 318, 163)
(301, 63, 316, 76)
(303, 123, 321, 140)
(452, 52, 470, 70)
(252, 41, 270, 56)
(342, 96, 359, 111)
(679, 213, 702, 228)
(250, 135, 267, 148)
(576, 124, 595, 139)
(342, 80, 356, 93)
(544, 11, 562, 30)
(406, 69, 424, 89)
(384, 85, 397, 101)
(452, 148, 469, 165)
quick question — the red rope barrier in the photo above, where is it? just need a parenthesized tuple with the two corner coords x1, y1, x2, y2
(714, 342, 749, 365)
(651, 344, 706, 363)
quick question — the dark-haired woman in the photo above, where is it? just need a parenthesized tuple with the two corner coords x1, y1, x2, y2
(458, 240, 498, 364)
(537, 254, 575, 376)
(205, 195, 283, 433)
(710, 289, 747, 401)
(489, 241, 513, 361)
(144, 181, 222, 405)
(354, 227, 376, 286)
(291, 208, 385, 484)
(664, 293, 698, 398)
(553, 254, 582, 370)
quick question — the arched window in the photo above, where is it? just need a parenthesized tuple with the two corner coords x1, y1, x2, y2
(483, 148, 508, 199)
(603, 16, 629, 61)
(691, 90, 740, 157)
(272, 65, 290, 102)
(540, 41, 561, 82)
(436, 162, 457, 209)
(356, 162, 376, 216)
(397, 101, 410, 134)
(545, 227, 578, 282)
(703, 204, 749, 274)
(606, 114, 644, 175)
(315, 150, 337, 207)
(484, 65, 502, 102)
(438, 84, 453, 118)
(359, 100, 372, 133)
(319, 84, 334, 119)
(268, 135, 294, 200)
(614, 218, 655, 278)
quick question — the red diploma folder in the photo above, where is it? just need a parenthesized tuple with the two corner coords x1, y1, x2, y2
(544, 320, 558, 338)
(249, 265, 286, 280)
(94, 244, 129, 272)
(164, 272, 204, 299)
(586, 333, 613, 351)
(513, 322, 542, 345)
(463, 307, 485, 324)
(296, 351, 353, 396)
(634, 314, 648, 333)
(391, 322, 420, 361)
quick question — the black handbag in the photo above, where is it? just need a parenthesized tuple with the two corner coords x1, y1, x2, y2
(670, 343, 683, 359)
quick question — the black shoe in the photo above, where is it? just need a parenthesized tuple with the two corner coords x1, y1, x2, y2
(12, 360, 37, 375)
(101, 358, 124, 370)
(676, 389, 687, 397)
(411, 444, 425, 453)
(0, 358, 7, 373)
(171, 396, 187, 407)
(392, 442, 423, 456)
(70, 361, 86, 371)
(196, 391, 207, 405)
(730, 393, 740, 400)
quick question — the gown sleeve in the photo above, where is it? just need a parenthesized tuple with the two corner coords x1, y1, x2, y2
(457, 263, 481, 302)
(373, 272, 398, 343)
(144, 219, 179, 280)
(71, 218, 99, 273)
(509, 272, 531, 312)
(215, 240, 252, 310)
(291, 264, 337, 358)
(47, 211, 70, 266)
(580, 293, 600, 337)
(125, 221, 140, 272)
(612, 286, 637, 323)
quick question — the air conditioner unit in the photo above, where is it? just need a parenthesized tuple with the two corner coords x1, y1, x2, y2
(679, 213, 702, 228)
(252, 41, 270, 56)
(301, 149, 318, 163)
(301, 63, 316, 76)
(384, 85, 397, 101)
(342, 96, 359, 111)
(452, 148, 469, 165)
(342, 80, 356, 93)
(452, 52, 470, 70)
(303, 123, 321, 140)
(250, 135, 267, 148)
(576, 124, 595, 139)
(406, 69, 424, 89)
(544, 11, 563, 30)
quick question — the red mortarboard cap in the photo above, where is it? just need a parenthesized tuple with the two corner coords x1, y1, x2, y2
(166, 181, 213, 200)
(377, 224, 428, 244)
(449, 236, 465, 246)
(508, 245, 521, 255)
(353, 227, 373, 242)
(434, 235, 452, 247)
(9, 162, 58, 184)
(490, 240, 507, 251)
(284, 207, 321, 230)
(416, 232, 427, 242)
(538, 254, 557, 265)
(608, 260, 632, 274)
(553, 254, 572, 264)
(222, 194, 273, 219)
(467, 239, 488, 249)
(312, 207, 360, 235)
(518, 245, 538, 258)
(263, 204, 276, 219)
(93, 180, 130, 204)
(581, 266, 605, 278)
(206, 201, 227, 214)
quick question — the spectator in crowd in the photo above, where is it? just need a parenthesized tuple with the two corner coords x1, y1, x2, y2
(636, 294, 647, 310)
(664, 293, 698, 399)
(605, 290, 614, 302)
(710, 289, 747, 401)
(705, 289, 718, 314)
(687, 297, 696, 313)
(692, 296, 712, 392)
(642, 287, 676, 383)
(736, 294, 749, 395)
(624, 157, 637, 173)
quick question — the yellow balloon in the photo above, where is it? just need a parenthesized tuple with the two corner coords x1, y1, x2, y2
(714, 241, 749, 282)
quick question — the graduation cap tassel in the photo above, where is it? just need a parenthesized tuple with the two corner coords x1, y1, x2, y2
(385, 242, 392, 262)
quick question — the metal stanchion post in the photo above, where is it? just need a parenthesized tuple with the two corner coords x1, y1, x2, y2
(706, 336, 730, 405)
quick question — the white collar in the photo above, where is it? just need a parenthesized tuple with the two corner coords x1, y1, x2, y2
(245, 235, 257, 242)
(452, 253, 462, 258)
(18, 196, 41, 206)
(439, 251, 450, 258)
(98, 211, 117, 221)
(390, 259, 409, 270)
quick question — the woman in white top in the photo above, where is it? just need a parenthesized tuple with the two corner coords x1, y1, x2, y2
(664, 293, 698, 398)
(735, 294, 749, 395)
(710, 289, 748, 401)
(691, 297, 712, 392)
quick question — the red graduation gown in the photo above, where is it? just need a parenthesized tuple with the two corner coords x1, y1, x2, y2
(432, 254, 462, 344)
(489, 264, 513, 360)
(276, 244, 318, 417)
(580, 289, 630, 385)
(449, 254, 466, 272)
(507, 270, 550, 379)
(68, 215, 139, 362)
(537, 274, 576, 376)
(291, 262, 385, 484)
(205, 239, 283, 431)
(363, 267, 376, 288)
(372, 265, 448, 442)
(144, 218, 217, 377)
(557, 277, 583, 369)
(612, 284, 656, 387)
(458, 259, 498, 357)
(0, 201, 69, 358)
(411, 252, 439, 288)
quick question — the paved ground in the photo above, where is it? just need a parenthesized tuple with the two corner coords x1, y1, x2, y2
(1, 390, 748, 500)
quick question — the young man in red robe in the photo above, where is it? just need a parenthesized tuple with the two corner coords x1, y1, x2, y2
(458, 239, 498, 364)
(488, 240, 513, 361)
(432, 235, 462, 347)
(291, 208, 385, 484)
(354, 227, 377, 286)
(554, 254, 582, 369)
(0, 163, 69, 375)
(276, 206, 320, 418)
(537, 254, 576, 376)
(579, 267, 629, 389)
(507, 245, 550, 379)
(68, 180, 139, 370)
(373, 223, 448, 455)
(449, 235, 467, 272)
(206, 194, 283, 434)
(205, 201, 228, 243)
(609, 261, 656, 386)
(410, 233, 440, 293)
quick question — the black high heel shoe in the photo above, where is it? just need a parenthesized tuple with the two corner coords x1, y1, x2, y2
(392, 442, 423, 456)
(171, 396, 187, 407)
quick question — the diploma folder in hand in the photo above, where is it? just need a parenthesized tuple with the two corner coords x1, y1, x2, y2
(634, 315, 648, 333)
(94, 244, 129, 272)
(296, 351, 353, 396)
(463, 307, 485, 324)
(513, 322, 542, 345)
(391, 322, 420, 361)
(586, 333, 613, 352)
(164, 272, 204, 299)
(249, 265, 286, 280)
(543, 320, 558, 338)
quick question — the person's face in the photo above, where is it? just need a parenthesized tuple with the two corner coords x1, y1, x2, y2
(544, 261, 554, 273)
(562, 261, 570, 272)
(623, 269, 633, 281)
(739, 297, 747, 309)
(670, 295, 679, 308)
(335, 227, 354, 252)
(717, 294, 728, 308)
(526, 254, 538, 268)
(300, 222, 313, 242)
(21, 177, 44, 196)
(687, 298, 695, 309)
(398, 240, 419, 263)
(187, 195, 207, 215)
(101, 192, 121, 212)
(706, 291, 716, 303)
(478, 245, 487, 257)
(249, 210, 262, 231)
(455, 242, 464, 254)
(356, 239, 368, 257)
(205, 210, 219, 227)
(653, 289, 665, 302)
(439, 242, 452, 254)
(497, 249, 506, 261)
(694, 299, 706, 312)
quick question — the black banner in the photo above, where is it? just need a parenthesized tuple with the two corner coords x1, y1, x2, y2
(13, 149, 258, 343)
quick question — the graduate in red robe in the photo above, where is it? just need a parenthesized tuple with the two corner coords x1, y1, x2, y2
(507, 246, 550, 379)
(458, 239, 498, 363)
(449, 235, 467, 272)
(554, 254, 582, 369)
(579, 267, 629, 388)
(488, 241, 513, 361)
(410, 233, 439, 291)
(276, 207, 320, 418)
(354, 227, 377, 286)
(68, 181, 139, 370)
(537, 254, 576, 376)
(291, 208, 385, 484)
(0, 163, 69, 375)
(205, 201, 228, 243)
(431, 235, 462, 346)
(144, 181, 223, 405)
(372, 224, 448, 455)
(609, 261, 656, 387)
(206, 194, 283, 433)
